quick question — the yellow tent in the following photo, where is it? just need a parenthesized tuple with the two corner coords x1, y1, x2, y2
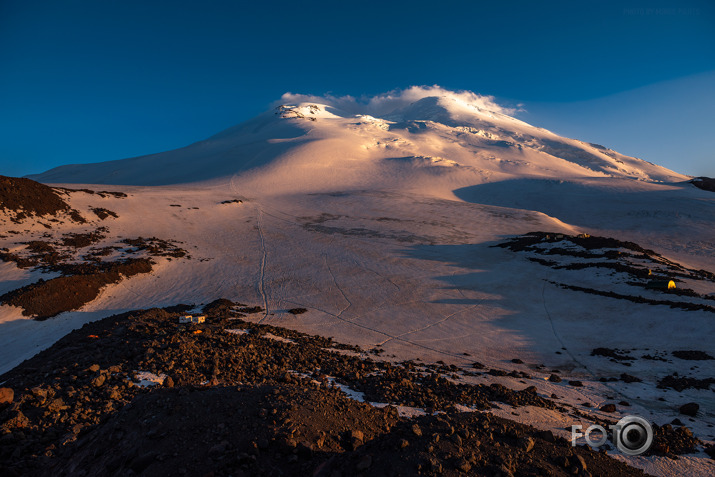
(646, 279, 676, 290)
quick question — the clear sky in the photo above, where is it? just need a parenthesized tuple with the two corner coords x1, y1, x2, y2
(1, 0, 713, 178)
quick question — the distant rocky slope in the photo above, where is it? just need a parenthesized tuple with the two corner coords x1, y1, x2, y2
(691, 177, 715, 193)
(0, 176, 188, 319)
(498, 232, 715, 314)
(0, 175, 86, 224)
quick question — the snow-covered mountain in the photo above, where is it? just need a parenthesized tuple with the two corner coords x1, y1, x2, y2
(30, 86, 686, 192)
(5, 87, 715, 476)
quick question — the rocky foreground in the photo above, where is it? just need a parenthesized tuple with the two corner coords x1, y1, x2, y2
(0, 300, 706, 476)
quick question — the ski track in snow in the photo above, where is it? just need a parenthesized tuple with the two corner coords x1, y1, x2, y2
(376, 292, 483, 347)
(319, 232, 485, 361)
(541, 279, 572, 361)
(303, 250, 478, 361)
(256, 206, 269, 323)
(323, 254, 353, 319)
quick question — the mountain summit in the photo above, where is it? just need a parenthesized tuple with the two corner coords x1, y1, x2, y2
(29, 87, 686, 192)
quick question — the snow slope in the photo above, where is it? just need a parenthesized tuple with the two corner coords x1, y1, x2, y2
(5, 87, 714, 475)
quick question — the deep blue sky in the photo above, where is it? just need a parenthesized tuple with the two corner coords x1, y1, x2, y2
(1, 0, 713, 178)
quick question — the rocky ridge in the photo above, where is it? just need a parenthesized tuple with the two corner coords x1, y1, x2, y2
(0, 300, 707, 476)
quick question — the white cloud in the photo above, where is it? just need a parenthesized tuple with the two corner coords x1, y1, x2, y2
(276, 86, 516, 117)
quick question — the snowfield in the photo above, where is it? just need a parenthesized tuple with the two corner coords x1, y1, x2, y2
(3, 87, 714, 475)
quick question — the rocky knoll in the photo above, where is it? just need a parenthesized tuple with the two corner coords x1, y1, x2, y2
(0, 300, 694, 476)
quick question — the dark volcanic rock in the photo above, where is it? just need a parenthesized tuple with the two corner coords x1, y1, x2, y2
(45, 384, 394, 477)
(691, 177, 715, 193)
(0, 303, 660, 477)
(319, 410, 648, 477)
(0, 175, 83, 223)
(620, 373, 642, 383)
(0, 387, 13, 405)
(679, 402, 700, 417)
(649, 423, 700, 456)
(591, 347, 635, 361)
(0, 258, 153, 319)
(61, 229, 106, 248)
(658, 374, 715, 392)
(672, 350, 714, 361)
(705, 445, 715, 460)
(201, 298, 238, 315)
(90, 207, 118, 220)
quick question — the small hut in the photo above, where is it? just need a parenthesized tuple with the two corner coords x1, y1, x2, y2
(178, 315, 206, 324)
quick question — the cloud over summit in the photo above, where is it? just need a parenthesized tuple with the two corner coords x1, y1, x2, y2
(278, 86, 516, 118)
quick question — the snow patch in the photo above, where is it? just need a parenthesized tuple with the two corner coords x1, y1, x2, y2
(290, 372, 428, 418)
(262, 332, 295, 344)
(134, 371, 167, 387)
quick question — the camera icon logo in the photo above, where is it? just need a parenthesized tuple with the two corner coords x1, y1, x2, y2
(612, 415, 654, 456)
(571, 415, 653, 456)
